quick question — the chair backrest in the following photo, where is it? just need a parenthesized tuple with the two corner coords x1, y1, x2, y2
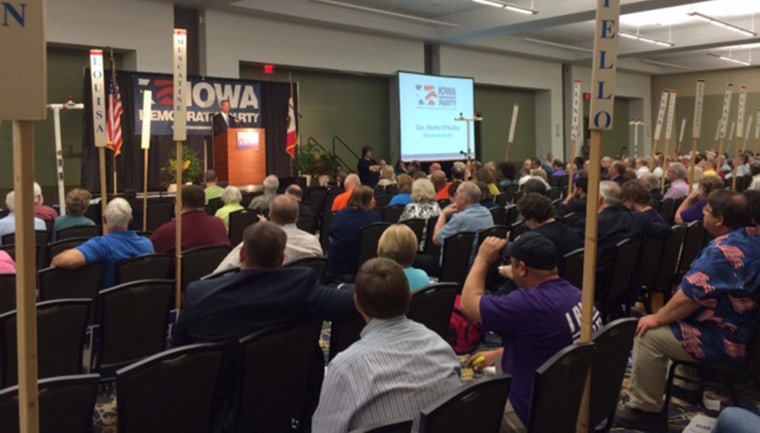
(423, 217, 441, 255)
(489, 207, 506, 226)
(606, 238, 642, 306)
(655, 225, 686, 291)
(0, 299, 90, 387)
(547, 187, 562, 201)
(200, 266, 240, 280)
(559, 248, 584, 288)
(116, 343, 227, 433)
(419, 375, 512, 433)
(296, 214, 318, 234)
(284, 256, 328, 283)
(56, 225, 101, 241)
(358, 222, 391, 269)
(508, 221, 529, 242)
(96, 279, 174, 373)
(439, 232, 476, 286)
(590, 318, 637, 428)
(400, 218, 425, 248)
(229, 210, 260, 246)
(0, 374, 100, 433)
(205, 197, 224, 215)
(0, 274, 15, 315)
(115, 253, 173, 285)
(496, 192, 511, 207)
(146, 201, 173, 232)
(527, 343, 594, 433)
(3, 231, 49, 270)
(46, 237, 90, 267)
(376, 192, 392, 208)
(408, 283, 458, 340)
(329, 318, 365, 361)
(678, 221, 705, 277)
(349, 418, 413, 433)
(505, 204, 520, 228)
(181, 246, 232, 291)
(479, 225, 509, 245)
(38, 264, 104, 324)
(236, 321, 323, 433)
(638, 237, 666, 293)
(320, 211, 334, 252)
(383, 205, 405, 223)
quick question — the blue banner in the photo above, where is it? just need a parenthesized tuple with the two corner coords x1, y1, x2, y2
(133, 73, 262, 136)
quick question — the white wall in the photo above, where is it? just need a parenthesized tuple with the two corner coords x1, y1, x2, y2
(202, 10, 425, 78)
(47, 0, 174, 72)
(569, 66, 652, 157)
(438, 46, 564, 160)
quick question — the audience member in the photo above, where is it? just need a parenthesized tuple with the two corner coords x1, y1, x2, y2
(285, 184, 316, 217)
(556, 175, 587, 221)
(53, 188, 96, 237)
(748, 160, 760, 190)
(462, 234, 601, 432)
(399, 178, 441, 249)
(0, 250, 16, 274)
(517, 193, 582, 256)
(313, 258, 460, 433)
(215, 194, 322, 272)
(0, 191, 47, 244)
(214, 186, 245, 232)
(477, 181, 497, 209)
(151, 185, 230, 254)
(616, 190, 760, 432)
(431, 170, 450, 202)
(745, 190, 760, 225)
(203, 170, 224, 204)
(663, 162, 689, 200)
(377, 224, 430, 291)
(248, 175, 279, 214)
(521, 178, 548, 195)
(388, 174, 413, 206)
(675, 176, 723, 225)
(331, 174, 362, 212)
(711, 407, 760, 433)
(608, 161, 627, 185)
(497, 162, 518, 191)
(33, 182, 58, 222)
(635, 158, 650, 178)
(427, 162, 442, 175)
(328, 187, 381, 279)
(477, 167, 500, 197)
(620, 180, 670, 240)
(376, 165, 396, 188)
(601, 156, 613, 178)
(357, 146, 380, 188)
(52, 198, 154, 289)
(447, 180, 462, 204)
(433, 181, 493, 252)
(640, 173, 663, 210)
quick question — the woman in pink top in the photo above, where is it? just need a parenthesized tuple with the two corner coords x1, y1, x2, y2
(0, 250, 16, 274)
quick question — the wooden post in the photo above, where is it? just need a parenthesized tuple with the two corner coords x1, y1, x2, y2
(690, 80, 705, 186)
(660, 142, 670, 194)
(13, 121, 39, 433)
(143, 148, 149, 232)
(568, 140, 577, 196)
(175, 143, 183, 311)
(113, 155, 118, 195)
(732, 138, 742, 190)
(173, 29, 188, 311)
(99, 148, 109, 234)
(689, 138, 699, 185)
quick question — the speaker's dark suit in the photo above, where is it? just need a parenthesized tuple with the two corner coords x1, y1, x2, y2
(212, 112, 238, 137)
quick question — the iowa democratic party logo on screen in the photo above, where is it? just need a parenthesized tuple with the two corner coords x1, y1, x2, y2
(416, 84, 457, 108)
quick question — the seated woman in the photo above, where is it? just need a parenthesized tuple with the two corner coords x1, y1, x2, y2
(53, 188, 96, 238)
(388, 174, 413, 207)
(327, 186, 381, 280)
(376, 165, 396, 188)
(214, 186, 245, 232)
(620, 180, 670, 240)
(377, 224, 430, 292)
(0, 250, 16, 274)
(496, 161, 517, 191)
(477, 181, 497, 209)
(399, 178, 441, 250)
(675, 175, 723, 225)
(477, 167, 500, 198)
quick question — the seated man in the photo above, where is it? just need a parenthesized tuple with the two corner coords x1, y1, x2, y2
(52, 198, 154, 289)
(285, 184, 316, 217)
(312, 258, 461, 433)
(615, 190, 760, 432)
(150, 185, 230, 253)
(248, 174, 279, 214)
(214, 195, 323, 272)
(461, 233, 601, 433)
(203, 170, 224, 204)
(516, 193, 582, 257)
(331, 174, 361, 212)
(0, 191, 47, 244)
(433, 181, 493, 257)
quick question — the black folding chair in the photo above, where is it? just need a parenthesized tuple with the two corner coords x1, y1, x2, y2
(115, 253, 173, 285)
(505, 204, 520, 228)
(357, 222, 391, 269)
(116, 343, 228, 433)
(181, 245, 231, 291)
(559, 248, 584, 288)
(55, 225, 101, 241)
(329, 318, 365, 361)
(677, 221, 705, 280)
(205, 197, 224, 215)
(652, 225, 686, 305)
(408, 282, 458, 340)
(0, 299, 91, 387)
(285, 256, 328, 283)
(146, 201, 173, 232)
(236, 321, 323, 433)
(0, 374, 100, 433)
(2, 231, 49, 270)
(229, 210, 260, 246)
(637, 237, 667, 313)
(46, 237, 90, 267)
(423, 217, 441, 256)
(400, 218, 426, 250)
(603, 238, 642, 320)
(547, 187, 562, 201)
(38, 264, 104, 324)
(439, 232, 476, 286)
(383, 205, 405, 223)
(297, 214, 318, 234)
(419, 375, 512, 433)
(320, 211, 334, 252)
(490, 207, 506, 226)
(508, 221, 529, 241)
(0, 274, 15, 315)
(526, 343, 595, 433)
(94, 279, 174, 377)
(658, 198, 677, 224)
(590, 318, 637, 433)
(349, 418, 413, 433)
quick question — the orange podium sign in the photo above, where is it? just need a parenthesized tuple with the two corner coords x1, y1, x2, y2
(213, 128, 266, 185)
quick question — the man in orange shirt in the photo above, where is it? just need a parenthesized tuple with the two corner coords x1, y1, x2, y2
(331, 174, 362, 212)
(432, 170, 450, 202)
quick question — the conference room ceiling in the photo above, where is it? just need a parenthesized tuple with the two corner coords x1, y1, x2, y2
(164, 0, 760, 74)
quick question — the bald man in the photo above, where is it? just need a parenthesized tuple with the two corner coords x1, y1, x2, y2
(331, 174, 362, 212)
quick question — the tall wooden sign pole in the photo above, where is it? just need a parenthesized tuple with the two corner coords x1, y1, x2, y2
(141, 90, 153, 231)
(505, 104, 519, 161)
(661, 90, 677, 194)
(717, 83, 734, 158)
(1, 1, 46, 431)
(174, 29, 188, 311)
(90, 50, 109, 233)
(569, 80, 582, 196)
(755, 111, 760, 154)
(733, 86, 747, 190)
(577, 0, 621, 432)
(651, 90, 669, 171)
(689, 80, 705, 186)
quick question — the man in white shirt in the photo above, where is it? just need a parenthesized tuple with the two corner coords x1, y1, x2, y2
(214, 194, 322, 272)
(635, 158, 650, 179)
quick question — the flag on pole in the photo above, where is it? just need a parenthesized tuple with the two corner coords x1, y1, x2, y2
(286, 83, 298, 158)
(107, 53, 124, 157)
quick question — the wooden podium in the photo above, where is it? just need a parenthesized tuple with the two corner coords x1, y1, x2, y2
(213, 128, 266, 185)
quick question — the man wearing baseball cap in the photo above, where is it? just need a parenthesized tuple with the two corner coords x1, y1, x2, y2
(460, 232, 601, 433)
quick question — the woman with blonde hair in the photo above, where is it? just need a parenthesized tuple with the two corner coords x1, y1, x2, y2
(399, 178, 441, 249)
(214, 186, 244, 231)
(377, 224, 430, 291)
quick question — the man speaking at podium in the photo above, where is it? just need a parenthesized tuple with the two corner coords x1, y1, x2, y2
(212, 99, 238, 136)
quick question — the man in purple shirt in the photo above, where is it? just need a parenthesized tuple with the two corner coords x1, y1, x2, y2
(461, 232, 601, 433)
(663, 162, 690, 200)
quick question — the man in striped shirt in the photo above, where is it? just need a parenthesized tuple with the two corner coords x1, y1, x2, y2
(312, 258, 462, 433)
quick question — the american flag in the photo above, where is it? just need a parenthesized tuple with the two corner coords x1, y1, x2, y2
(107, 58, 123, 157)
